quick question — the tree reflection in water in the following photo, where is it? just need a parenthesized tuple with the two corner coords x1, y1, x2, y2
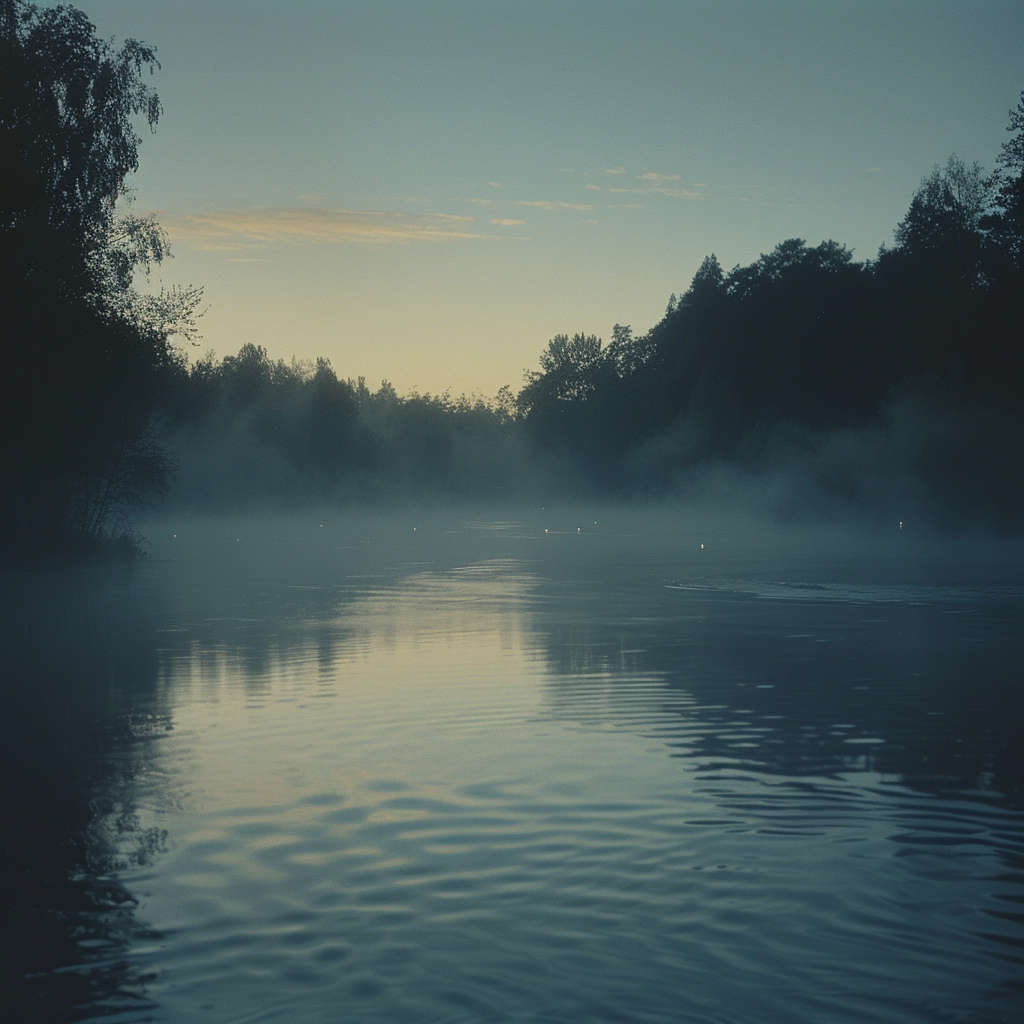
(2, 570, 169, 1022)
(532, 563, 1023, 808)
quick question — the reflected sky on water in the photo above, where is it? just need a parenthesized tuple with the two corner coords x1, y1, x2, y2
(5, 511, 1023, 1022)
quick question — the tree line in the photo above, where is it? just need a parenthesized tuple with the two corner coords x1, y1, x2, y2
(165, 110, 1024, 525)
(515, 144, 1023, 502)
(159, 347, 525, 506)
(520, 151, 1022, 454)
(3, 0, 1022, 559)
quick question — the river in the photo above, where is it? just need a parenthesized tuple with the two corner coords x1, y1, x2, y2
(5, 509, 1023, 1023)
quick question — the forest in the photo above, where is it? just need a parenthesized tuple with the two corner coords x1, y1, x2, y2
(2, 0, 1023, 561)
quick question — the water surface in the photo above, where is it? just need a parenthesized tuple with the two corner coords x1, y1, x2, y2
(5, 511, 1023, 1022)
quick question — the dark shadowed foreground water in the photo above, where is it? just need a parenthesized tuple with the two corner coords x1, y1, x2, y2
(4, 510, 1023, 1023)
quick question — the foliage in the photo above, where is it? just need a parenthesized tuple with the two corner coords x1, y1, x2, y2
(0, 0, 199, 558)
(507, 99, 1022, 516)
(162, 346, 526, 506)
(990, 89, 1024, 269)
(889, 155, 996, 286)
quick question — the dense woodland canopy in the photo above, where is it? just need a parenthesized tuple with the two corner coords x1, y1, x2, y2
(2, 0, 1023, 559)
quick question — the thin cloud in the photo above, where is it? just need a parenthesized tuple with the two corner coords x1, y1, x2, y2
(162, 207, 494, 248)
(490, 218, 526, 226)
(604, 175, 705, 199)
(588, 167, 710, 200)
(652, 186, 705, 199)
(514, 200, 594, 211)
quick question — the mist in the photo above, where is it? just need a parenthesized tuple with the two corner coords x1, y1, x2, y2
(154, 367, 1023, 542)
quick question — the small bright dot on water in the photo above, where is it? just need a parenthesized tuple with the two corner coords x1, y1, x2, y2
(577, 527, 581, 534)
(545, 528, 549, 533)
(701, 543, 704, 549)
(413, 527, 416, 531)
(899, 521, 903, 530)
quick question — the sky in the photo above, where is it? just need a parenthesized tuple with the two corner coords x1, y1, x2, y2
(70, 0, 1024, 398)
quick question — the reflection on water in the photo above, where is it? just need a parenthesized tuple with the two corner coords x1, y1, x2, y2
(4, 513, 1023, 1022)
(2, 570, 169, 1022)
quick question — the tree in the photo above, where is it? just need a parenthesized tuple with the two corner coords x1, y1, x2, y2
(892, 155, 994, 285)
(517, 333, 609, 424)
(1, 0, 161, 286)
(989, 90, 1024, 270)
(681, 254, 724, 304)
(1, 0, 198, 557)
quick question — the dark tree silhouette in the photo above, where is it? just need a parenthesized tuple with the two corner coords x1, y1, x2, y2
(990, 90, 1024, 270)
(891, 156, 993, 282)
(0, 0, 199, 559)
(510, 94, 1023, 520)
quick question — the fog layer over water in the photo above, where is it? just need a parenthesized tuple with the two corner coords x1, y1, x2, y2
(5, 509, 1023, 1023)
